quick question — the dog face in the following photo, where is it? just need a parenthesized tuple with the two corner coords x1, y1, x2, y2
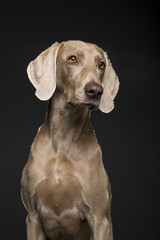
(56, 41, 106, 110)
(27, 40, 119, 113)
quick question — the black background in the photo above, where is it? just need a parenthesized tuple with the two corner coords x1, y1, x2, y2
(0, 2, 159, 240)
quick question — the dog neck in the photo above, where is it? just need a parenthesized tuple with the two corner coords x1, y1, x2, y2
(45, 88, 93, 153)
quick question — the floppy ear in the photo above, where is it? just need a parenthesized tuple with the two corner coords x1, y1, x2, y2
(27, 42, 60, 100)
(99, 52, 119, 113)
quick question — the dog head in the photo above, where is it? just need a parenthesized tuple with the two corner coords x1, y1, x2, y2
(27, 40, 119, 113)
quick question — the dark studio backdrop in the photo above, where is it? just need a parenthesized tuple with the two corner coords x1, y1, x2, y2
(0, 2, 159, 240)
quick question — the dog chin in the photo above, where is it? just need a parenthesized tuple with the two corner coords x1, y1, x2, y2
(84, 103, 99, 110)
(83, 98, 100, 110)
(68, 99, 99, 110)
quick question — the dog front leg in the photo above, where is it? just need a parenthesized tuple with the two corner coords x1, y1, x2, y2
(26, 214, 45, 240)
(92, 216, 113, 240)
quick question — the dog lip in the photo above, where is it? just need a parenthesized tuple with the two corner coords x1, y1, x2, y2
(81, 99, 100, 109)
(67, 100, 99, 110)
(84, 98, 100, 105)
(84, 102, 99, 110)
(67, 97, 100, 109)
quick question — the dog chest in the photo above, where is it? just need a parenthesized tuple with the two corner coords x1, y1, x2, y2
(35, 173, 83, 216)
(34, 174, 89, 239)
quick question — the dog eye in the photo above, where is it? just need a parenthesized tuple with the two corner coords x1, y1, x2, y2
(99, 61, 105, 70)
(68, 56, 78, 64)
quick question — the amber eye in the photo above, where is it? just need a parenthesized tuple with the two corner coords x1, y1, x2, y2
(99, 61, 105, 70)
(68, 56, 77, 64)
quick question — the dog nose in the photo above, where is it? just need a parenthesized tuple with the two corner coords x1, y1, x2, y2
(85, 82, 103, 100)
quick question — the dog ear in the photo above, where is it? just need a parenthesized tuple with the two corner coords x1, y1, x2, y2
(99, 52, 119, 113)
(27, 42, 60, 100)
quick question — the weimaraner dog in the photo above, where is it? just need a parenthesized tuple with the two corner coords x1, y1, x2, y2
(21, 40, 119, 240)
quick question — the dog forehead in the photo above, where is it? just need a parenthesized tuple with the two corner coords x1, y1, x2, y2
(59, 40, 104, 59)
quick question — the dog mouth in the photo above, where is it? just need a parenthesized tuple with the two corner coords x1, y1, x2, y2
(66, 90, 101, 110)
(68, 98, 100, 110)
(83, 101, 100, 110)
